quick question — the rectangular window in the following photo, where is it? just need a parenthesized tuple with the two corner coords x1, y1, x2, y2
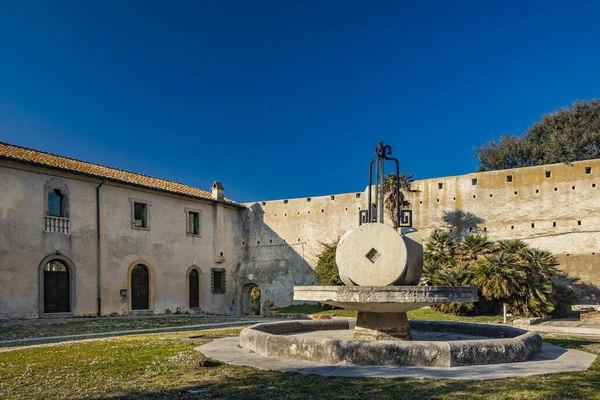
(472, 178, 478, 185)
(506, 175, 513, 183)
(134, 202, 147, 228)
(48, 189, 64, 217)
(211, 269, 226, 294)
(188, 211, 200, 235)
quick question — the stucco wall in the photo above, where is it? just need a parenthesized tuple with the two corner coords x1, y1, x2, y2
(0, 160, 243, 318)
(245, 159, 600, 305)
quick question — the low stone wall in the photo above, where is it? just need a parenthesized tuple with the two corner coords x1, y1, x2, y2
(239, 319, 542, 368)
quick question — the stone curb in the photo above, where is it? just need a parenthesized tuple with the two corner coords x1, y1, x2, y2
(239, 319, 542, 367)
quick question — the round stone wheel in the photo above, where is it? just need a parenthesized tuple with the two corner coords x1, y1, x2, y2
(336, 223, 408, 286)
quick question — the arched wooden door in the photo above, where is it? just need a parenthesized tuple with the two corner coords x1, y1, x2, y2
(131, 264, 150, 310)
(189, 269, 200, 308)
(44, 260, 70, 313)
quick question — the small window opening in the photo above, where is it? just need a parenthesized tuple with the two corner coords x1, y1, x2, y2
(453, 197, 456, 201)
(187, 211, 200, 235)
(437, 199, 439, 203)
(553, 222, 556, 227)
(356, 193, 361, 198)
(473, 195, 476, 198)
(420, 201, 423, 204)
(554, 187, 558, 191)
(545, 171, 551, 178)
(133, 202, 147, 228)
(514, 191, 518, 195)
(511, 226, 514, 229)
(438, 183, 444, 189)
(283, 200, 288, 204)
(261, 202, 266, 206)
(586, 167, 592, 174)
(536, 189, 539, 193)
(483, 227, 487, 232)
(531, 223, 535, 228)
(593, 184, 597, 188)
(306, 198, 311, 202)
(472, 178, 478, 185)
(269, 239, 272, 243)
(321, 209, 324, 213)
(331, 195, 335, 200)
(211, 269, 226, 294)
(257, 241, 260, 244)
(572, 186, 576, 190)
(578, 220, 582, 225)
(490, 194, 493, 197)
(506, 175, 513, 183)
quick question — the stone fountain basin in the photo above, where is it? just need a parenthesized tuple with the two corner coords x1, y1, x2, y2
(293, 286, 479, 313)
(239, 319, 542, 368)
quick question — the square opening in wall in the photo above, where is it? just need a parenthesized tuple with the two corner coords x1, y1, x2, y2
(306, 198, 311, 202)
(261, 202, 266, 206)
(586, 167, 592, 174)
(506, 175, 513, 183)
(356, 193, 361, 198)
(545, 171, 551, 178)
(283, 200, 288, 204)
(331, 195, 335, 200)
(472, 178, 478, 185)
(438, 182, 444, 189)
(553, 222, 556, 227)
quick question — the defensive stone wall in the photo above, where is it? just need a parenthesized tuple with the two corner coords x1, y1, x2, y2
(245, 158, 600, 304)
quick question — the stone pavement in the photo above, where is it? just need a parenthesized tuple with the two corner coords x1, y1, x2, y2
(198, 336, 597, 380)
(514, 318, 600, 338)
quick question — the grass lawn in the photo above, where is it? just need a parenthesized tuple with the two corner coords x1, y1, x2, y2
(271, 304, 511, 323)
(0, 316, 247, 342)
(1, 327, 600, 400)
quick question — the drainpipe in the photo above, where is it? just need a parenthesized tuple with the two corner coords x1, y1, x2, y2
(96, 179, 105, 316)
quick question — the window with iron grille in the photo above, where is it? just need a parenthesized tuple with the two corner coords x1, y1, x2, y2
(211, 268, 226, 294)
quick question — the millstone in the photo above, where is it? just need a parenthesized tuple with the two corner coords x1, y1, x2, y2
(336, 223, 408, 286)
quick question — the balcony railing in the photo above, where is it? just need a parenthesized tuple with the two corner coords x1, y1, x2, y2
(44, 216, 70, 234)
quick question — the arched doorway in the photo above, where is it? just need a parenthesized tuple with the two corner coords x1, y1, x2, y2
(241, 283, 261, 316)
(44, 260, 70, 313)
(131, 264, 150, 310)
(189, 269, 200, 308)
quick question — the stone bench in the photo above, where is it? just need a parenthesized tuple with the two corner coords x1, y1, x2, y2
(573, 305, 600, 323)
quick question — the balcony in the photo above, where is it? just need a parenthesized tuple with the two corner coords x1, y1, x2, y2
(44, 216, 70, 234)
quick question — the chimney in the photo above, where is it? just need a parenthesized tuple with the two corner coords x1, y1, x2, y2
(212, 181, 224, 201)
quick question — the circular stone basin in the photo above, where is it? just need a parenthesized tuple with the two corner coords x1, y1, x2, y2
(239, 319, 542, 368)
(293, 286, 478, 313)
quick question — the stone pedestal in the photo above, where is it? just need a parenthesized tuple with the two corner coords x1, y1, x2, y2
(354, 311, 412, 340)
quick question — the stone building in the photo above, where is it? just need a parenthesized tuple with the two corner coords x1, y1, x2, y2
(1, 142, 600, 319)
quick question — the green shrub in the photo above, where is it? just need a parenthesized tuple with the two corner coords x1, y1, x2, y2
(314, 238, 342, 286)
(422, 232, 577, 317)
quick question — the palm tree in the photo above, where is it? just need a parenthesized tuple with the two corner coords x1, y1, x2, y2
(424, 231, 456, 267)
(383, 173, 418, 228)
(458, 234, 494, 266)
(497, 239, 528, 254)
(472, 251, 524, 299)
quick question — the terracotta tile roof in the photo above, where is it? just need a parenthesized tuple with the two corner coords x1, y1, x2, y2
(0, 142, 241, 207)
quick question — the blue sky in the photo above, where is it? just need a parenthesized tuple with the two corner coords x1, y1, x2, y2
(1, 1, 599, 202)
